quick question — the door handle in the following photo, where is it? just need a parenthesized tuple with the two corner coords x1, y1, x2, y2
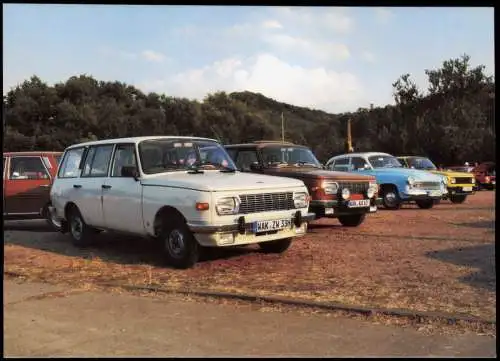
(73, 184, 82, 189)
(102, 185, 112, 189)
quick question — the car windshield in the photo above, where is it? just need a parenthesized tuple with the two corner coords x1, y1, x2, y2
(138, 138, 237, 174)
(261, 146, 322, 168)
(368, 155, 403, 169)
(407, 157, 437, 170)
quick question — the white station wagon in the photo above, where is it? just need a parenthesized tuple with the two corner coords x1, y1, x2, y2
(49, 136, 315, 268)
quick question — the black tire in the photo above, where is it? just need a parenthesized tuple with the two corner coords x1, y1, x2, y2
(259, 238, 292, 254)
(42, 202, 62, 231)
(338, 213, 366, 227)
(450, 194, 467, 204)
(416, 199, 434, 209)
(160, 215, 200, 269)
(67, 206, 96, 247)
(381, 186, 401, 210)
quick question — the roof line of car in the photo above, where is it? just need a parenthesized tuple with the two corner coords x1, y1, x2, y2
(66, 136, 218, 150)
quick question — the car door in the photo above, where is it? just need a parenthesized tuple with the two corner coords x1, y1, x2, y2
(4, 155, 52, 215)
(74, 144, 115, 228)
(101, 143, 144, 234)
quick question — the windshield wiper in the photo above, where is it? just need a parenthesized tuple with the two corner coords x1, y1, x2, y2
(191, 161, 236, 173)
(295, 161, 320, 167)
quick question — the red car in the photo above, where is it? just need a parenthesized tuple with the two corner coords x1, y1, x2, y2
(3, 151, 63, 225)
(472, 162, 496, 190)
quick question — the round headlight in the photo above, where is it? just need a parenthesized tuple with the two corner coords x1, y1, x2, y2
(367, 187, 375, 198)
(341, 188, 351, 200)
(450, 177, 456, 184)
(471, 178, 475, 184)
(407, 176, 416, 186)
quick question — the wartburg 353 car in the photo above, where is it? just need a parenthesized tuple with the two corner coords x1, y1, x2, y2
(224, 141, 379, 227)
(397, 156, 476, 204)
(3, 151, 62, 226)
(326, 152, 447, 210)
(49, 136, 315, 269)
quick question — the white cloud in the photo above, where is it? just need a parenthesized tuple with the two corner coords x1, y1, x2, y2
(138, 54, 364, 113)
(271, 7, 354, 34)
(374, 7, 394, 24)
(261, 19, 283, 29)
(361, 51, 376, 63)
(263, 34, 350, 62)
(141, 50, 166, 63)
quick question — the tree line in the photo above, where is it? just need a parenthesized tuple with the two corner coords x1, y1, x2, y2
(3, 54, 495, 166)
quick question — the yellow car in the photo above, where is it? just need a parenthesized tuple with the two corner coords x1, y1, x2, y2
(397, 156, 476, 204)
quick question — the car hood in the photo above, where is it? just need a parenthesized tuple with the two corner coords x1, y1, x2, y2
(371, 167, 443, 181)
(140, 170, 306, 192)
(264, 167, 375, 181)
(429, 170, 475, 178)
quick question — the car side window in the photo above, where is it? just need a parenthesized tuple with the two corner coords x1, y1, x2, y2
(10, 156, 50, 180)
(351, 157, 368, 171)
(235, 150, 259, 171)
(59, 148, 85, 178)
(332, 157, 350, 172)
(82, 145, 114, 177)
(226, 149, 237, 161)
(111, 144, 138, 177)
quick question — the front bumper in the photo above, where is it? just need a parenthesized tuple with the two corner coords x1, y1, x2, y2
(442, 186, 476, 199)
(402, 189, 444, 201)
(309, 197, 381, 218)
(188, 211, 315, 247)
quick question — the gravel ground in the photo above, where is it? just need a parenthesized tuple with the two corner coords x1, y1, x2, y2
(3, 190, 495, 331)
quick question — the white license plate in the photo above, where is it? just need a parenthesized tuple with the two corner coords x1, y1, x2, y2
(429, 191, 441, 197)
(463, 186, 473, 192)
(253, 219, 291, 232)
(325, 208, 334, 215)
(347, 199, 370, 208)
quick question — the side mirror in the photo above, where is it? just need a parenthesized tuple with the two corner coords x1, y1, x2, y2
(249, 162, 262, 171)
(121, 166, 139, 180)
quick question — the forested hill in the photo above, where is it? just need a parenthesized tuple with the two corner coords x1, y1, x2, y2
(3, 54, 495, 165)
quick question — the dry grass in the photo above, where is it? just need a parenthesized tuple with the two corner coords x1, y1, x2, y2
(3, 191, 496, 323)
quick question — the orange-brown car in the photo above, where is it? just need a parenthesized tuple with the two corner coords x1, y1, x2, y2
(3, 151, 62, 226)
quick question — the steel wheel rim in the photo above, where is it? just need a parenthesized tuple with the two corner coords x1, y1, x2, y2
(166, 229, 186, 258)
(70, 215, 83, 240)
(384, 192, 398, 207)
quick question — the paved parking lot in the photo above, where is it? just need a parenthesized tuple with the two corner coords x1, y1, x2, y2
(3, 279, 496, 357)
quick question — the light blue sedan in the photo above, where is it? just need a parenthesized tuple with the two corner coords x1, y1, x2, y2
(325, 152, 447, 209)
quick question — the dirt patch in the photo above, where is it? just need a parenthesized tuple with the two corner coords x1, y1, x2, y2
(3, 191, 496, 324)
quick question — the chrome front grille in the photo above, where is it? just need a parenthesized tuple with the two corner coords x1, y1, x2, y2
(239, 192, 295, 214)
(454, 177, 474, 184)
(414, 181, 441, 190)
(337, 181, 369, 194)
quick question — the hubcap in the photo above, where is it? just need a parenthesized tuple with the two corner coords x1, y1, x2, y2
(71, 215, 83, 240)
(385, 192, 397, 206)
(166, 229, 186, 258)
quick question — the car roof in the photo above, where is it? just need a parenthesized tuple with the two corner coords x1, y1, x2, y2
(3, 151, 63, 156)
(225, 141, 307, 149)
(329, 152, 392, 160)
(65, 136, 218, 150)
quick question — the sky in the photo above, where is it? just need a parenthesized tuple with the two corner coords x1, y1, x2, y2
(3, 5, 495, 113)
